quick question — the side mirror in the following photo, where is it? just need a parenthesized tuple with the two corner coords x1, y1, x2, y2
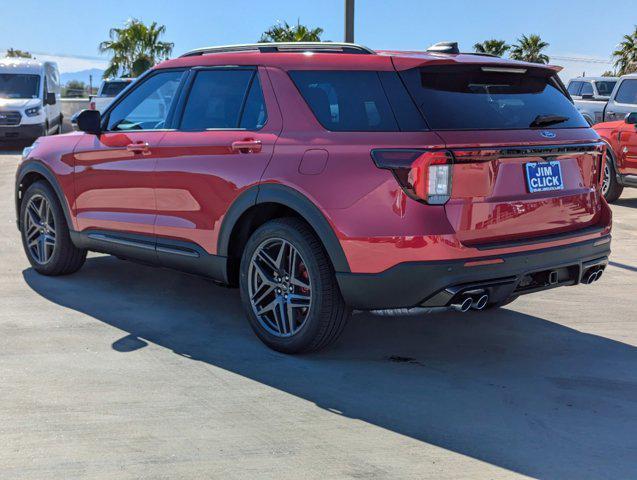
(625, 112, 637, 125)
(44, 92, 56, 105)
(581, 93, 594, 100)
(76, 109, 102, 135)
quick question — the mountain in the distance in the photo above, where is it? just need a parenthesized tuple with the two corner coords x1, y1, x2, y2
(60, 68, 105, 86)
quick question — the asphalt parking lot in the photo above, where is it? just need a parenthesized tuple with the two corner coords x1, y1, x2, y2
(1, 145, 636, 480)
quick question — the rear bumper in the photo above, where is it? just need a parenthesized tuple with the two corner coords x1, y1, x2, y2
(336, 235, 611, 309)
(0, 123, 45, 141)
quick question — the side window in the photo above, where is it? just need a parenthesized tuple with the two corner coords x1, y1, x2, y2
(615, 80, 637, 104)
(567, 81, 582, 96)
(107, 70, 184, 131)
(290, 70, 399, 131)
(580, 82, 594, 96)
(180, 69, 266, 131)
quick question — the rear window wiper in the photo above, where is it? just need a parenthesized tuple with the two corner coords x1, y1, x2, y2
(530, 114, 569, 128)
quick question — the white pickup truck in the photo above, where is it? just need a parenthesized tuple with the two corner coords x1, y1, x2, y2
(567, 76, 619, 125)
(89, 78, 134, 113)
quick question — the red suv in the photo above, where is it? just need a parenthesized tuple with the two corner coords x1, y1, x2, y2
(16, 42, 612, 353)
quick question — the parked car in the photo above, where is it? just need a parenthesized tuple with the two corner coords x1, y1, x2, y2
(567, 76, 618, 125)
(16, 42, 611, 353)
(594, 111, 637, 201)
(601, 73, 637, 122)
(0, 58, 62, 142)
(89, 78, 134, 112)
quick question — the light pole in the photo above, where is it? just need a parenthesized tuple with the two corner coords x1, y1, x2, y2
(345, 0, 355, 43)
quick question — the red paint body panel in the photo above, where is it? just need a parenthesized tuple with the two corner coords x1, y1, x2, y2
(595, 120, 637, 175)
(20, 49, 612, 279)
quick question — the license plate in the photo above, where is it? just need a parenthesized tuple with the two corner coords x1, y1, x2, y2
(525, 161, 564, 193)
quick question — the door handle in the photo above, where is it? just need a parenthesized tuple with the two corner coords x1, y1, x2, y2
(231, 139, 262, 153)
(126, 142, 150, 154)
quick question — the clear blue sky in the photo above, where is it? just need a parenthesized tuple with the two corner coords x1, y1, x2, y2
(1, 0, 635, 78)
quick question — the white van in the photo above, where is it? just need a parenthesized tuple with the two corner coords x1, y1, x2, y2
(0, 58, 62, 142)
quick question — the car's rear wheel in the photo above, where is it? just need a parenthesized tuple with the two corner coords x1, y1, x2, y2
(239, 218, 350, 353)
(20, 181, 87, 275)
(602, 151, 623, 203)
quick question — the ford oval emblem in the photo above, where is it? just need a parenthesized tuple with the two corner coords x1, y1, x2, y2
(540, 131, 557, 139)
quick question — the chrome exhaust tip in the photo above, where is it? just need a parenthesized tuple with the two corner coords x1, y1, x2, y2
(471, 294, 489, 310)
(583, 268, 602, 285)
(595, 269, 603, 282)
(451, 296, 473, 313)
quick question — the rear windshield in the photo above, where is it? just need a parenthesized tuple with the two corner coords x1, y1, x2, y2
(400, 65, 588, 130)
(101, 81, 130, 97)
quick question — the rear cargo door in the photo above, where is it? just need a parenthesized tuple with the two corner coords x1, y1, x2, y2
(398, 62, 604, 246)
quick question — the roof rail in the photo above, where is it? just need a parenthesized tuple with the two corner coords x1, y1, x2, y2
(180, 42, 376, 57)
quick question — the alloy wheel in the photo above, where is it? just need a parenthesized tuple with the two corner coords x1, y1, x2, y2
(24, 194, 56, 264)
(601, 163, 611, 197)
(248, 238, 312, 338)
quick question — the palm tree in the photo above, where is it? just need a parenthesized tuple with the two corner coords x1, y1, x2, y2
(99, 19, 174, 78)
(510, 34, 550, 64)
(259, 20, 324, 42)
(6, 48, 33, 58)
(473, 39, 510, 57)
(612, 26, 637, 75)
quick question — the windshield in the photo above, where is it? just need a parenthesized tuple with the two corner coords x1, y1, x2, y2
(400, 65, 588, 130)
(0, 74, 40, 99)
(594, 81, 617, 97)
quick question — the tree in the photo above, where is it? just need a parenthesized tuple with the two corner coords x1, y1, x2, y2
(473, 39, 510, 57)
(259, 20, 324, 42)
(99, 19, 173, 78)
(6, 48, 33, 58)
(63, 80, 86, 98)
(510, 34, 550, 64)
(612, 26, 637, 75)
(601, 70, 617, 77)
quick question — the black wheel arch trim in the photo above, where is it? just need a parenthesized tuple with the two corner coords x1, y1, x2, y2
(15, 160, 74, 231)
(217, 183, 351, 273)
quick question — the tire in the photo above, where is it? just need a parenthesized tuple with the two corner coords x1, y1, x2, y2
(239, 217, 350, 353)
(20, 181, 87, 275)
(485, 295, 518, 310)
(602, 152, 623, 203)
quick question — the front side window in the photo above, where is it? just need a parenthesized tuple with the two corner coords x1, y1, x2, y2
(615, 80, 637, 104)
(0, 74, 40, 99)
(180, 69, 267, 131)
(400, 65, 588, 130)
(107, 70, 184, 131)
(290, 70, 401, 131)
(595, 81, 617, 97)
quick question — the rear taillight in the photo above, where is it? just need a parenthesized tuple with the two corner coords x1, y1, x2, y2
(371, 149, 453, 204)
(598, 143, 607, 188)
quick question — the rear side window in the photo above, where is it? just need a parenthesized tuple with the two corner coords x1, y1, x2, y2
(290, 70, 424, 132)
(180, 69, 267, 130)
(580, 82, 594, 96)
(615, 79, 637, 104)
(567, 81, 582, 96)
(400, 65, 588, 130)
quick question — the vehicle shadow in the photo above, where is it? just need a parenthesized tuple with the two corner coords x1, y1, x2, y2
(23, 256, 637, 480)
(614, 197, 637, 208)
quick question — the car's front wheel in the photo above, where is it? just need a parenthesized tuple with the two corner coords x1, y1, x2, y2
(239, 218, 350, 353)
(20, 181, 87, 275)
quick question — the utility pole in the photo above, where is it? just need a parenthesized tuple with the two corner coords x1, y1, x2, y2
(345, 0, 355, 43)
